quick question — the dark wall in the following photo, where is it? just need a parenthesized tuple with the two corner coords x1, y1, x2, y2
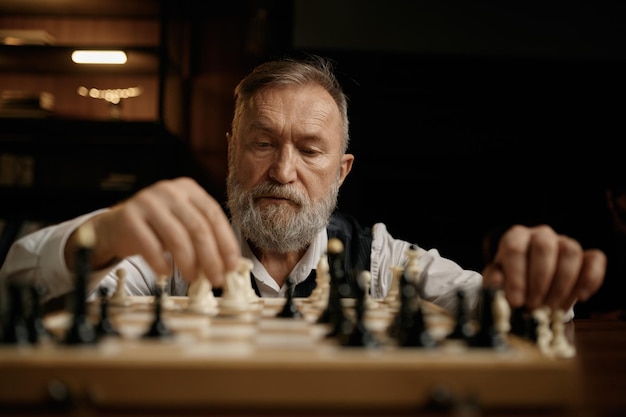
(289, 1, 625, 271)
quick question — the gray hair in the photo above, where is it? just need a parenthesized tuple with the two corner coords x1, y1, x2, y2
(231, 55, 350, 153)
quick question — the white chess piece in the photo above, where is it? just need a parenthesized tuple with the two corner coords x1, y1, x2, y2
(532, 306, 553, 356)
(109, 268, 131, 307)
(550, 308, 576, 358)
(309, 253, 330, 309)
(187, 274, 219, 316)
(157, 274, 176, 310)
(493, 289, 511, 335)
(384, 265, 403, 308)
(220, 261, 254, 317)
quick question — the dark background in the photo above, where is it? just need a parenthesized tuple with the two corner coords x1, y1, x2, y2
(287, 0, 624, 270)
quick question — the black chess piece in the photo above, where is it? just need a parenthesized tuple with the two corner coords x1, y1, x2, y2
(390, 270, 436, 348)
(398, 298, 437, 348)
(469, 287, 507, 350)
(143, 286, 172, 339)
(26, 284, 50, 343)
(446, 289, 474, 341)
(276, 277, 303, 319)
(95, 286, 119, 337)
(321, 239, 352, 339)
(388, 269, 415, 339)
(344, 271, 378, 348)
(64, 233, 97, 345)
(0, 282, 30, 345)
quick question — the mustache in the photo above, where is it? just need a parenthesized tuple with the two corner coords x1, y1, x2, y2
(248, 183, 307, 206)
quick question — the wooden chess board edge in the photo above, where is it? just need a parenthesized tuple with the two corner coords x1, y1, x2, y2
(0, 351, 582, 411)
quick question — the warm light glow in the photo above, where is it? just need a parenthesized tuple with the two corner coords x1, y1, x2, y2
(71, 50, 127, 64)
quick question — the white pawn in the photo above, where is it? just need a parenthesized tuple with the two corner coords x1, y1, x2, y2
(532, 306, 553, 356)
(238, 257, 261, 305)
(187, 274, 219, 316)
(157, 274, 176, 310)
(309, 253, 330, 309)
(550, 308, 576, 358)
(383, 265, 403, 308)
(109, 268, 131, 307)
(493, 289, 511, 335)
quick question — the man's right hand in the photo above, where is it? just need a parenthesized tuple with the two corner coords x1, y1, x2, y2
(64, 177, 241, 288)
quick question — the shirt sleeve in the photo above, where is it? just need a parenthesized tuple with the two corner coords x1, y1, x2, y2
(369, 222, 482, 316)
(0, 210, 108, 303)
(368, 222, 575, 322)
(0, 208, 184, 305)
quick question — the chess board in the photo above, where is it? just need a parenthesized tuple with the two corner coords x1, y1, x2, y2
(0, 295, 581, 414)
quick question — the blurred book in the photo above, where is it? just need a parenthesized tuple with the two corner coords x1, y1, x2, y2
(0, 90, 54, 117)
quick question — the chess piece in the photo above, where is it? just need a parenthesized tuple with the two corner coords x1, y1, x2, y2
(26, 284, 50, 344)
(344, 270, 378, 348)
(95, 286, 120, 337)
(359, 270, 379, 311)
(447, 289, 474, 340)
(318, 239, 351, 340)
(187, 274, 219, 316)
(549, 308, 576, 358)
(391, 270, 435, 348)
(532, 306, 553, 356)
(64, 222, 97, 345)
(0, 282, 29, 345)
(237, 257, 261, 305)
(493, 289, 511, 336)
(109, 268, 131, 307)
(143, 286, 172, 339)
(276, 277, 303, 319)
(308, 252, 330, 309)
(157, 274, 176, 310)
(469, 287, 507, 350)
(383, 265, 403, 308)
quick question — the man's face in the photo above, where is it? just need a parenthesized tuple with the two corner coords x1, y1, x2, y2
(226, 84, 354, 253)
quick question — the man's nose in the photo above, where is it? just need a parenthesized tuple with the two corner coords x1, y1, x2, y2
(268, 147, 297, 184)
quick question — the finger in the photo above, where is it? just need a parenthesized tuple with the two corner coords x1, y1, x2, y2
(190, 196, 241, 287)
(492, 225, 531, 308)
(525, 226, 559, 309)
(542, 236, 582, 309)
(481, 262, 504, 289)
(563, 249, 607, 309)
(106, 203, 174, 277)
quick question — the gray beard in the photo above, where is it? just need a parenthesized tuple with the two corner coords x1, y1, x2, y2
(227, 176, 340, 253)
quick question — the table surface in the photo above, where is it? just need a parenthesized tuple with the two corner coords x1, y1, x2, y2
(1, 316, 625, 417)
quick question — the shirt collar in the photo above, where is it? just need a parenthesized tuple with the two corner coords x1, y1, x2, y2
(233, 224, 328, 296)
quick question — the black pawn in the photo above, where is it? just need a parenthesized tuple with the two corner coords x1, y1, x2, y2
(64, 244, 97, 345)
(344, 271, 378, 348)
(95, 287, 119, 337)
(398, 299, 436, 348)
(26, 284, 50, 344)
(447, 289, 474, 340)
(276, 277, 303, 319)
(321, 239, 352, 339)
(469, 287, 507, 350)
(143, 287, 172, 339)
(1, 282, 30, 345)
(388, 269, 416, 339)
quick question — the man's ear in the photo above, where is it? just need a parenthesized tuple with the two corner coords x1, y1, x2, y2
(338, 153, 355, 186)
